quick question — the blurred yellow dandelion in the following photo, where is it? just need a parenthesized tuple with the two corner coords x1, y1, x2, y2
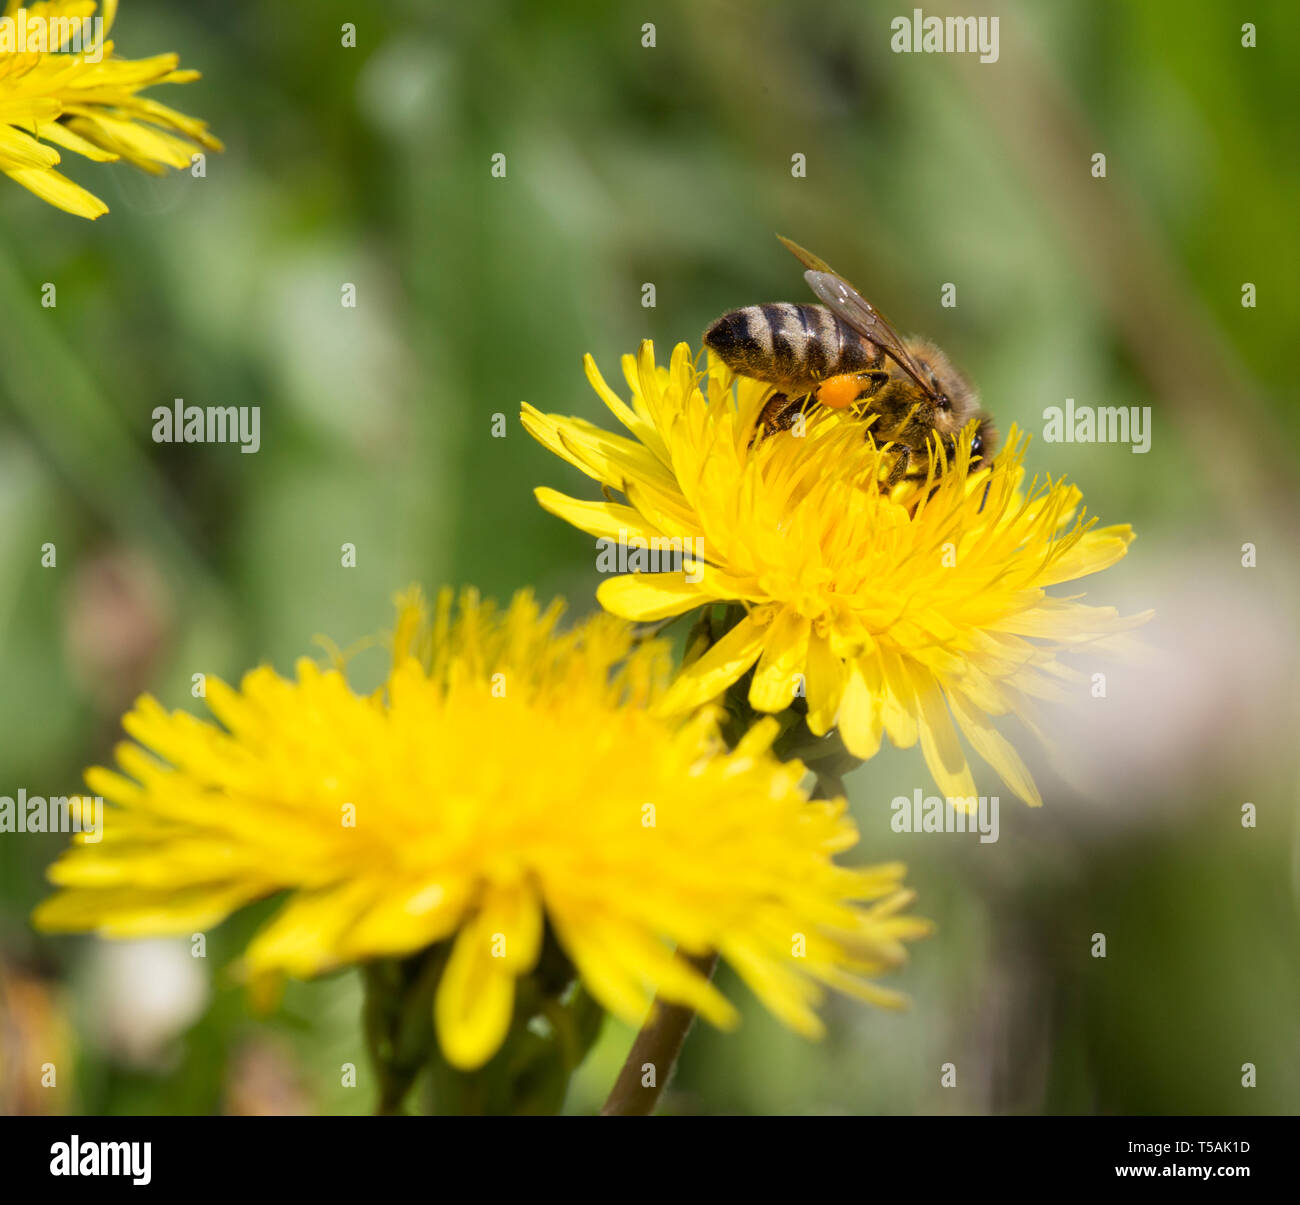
(523, 342, 1149, 807)
(0, 0, 221, 218)
(34, 587, 928, 1070)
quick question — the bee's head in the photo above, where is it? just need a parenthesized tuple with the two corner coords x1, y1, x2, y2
(907, 339, 979, 426)
(970, 415, 998, 468)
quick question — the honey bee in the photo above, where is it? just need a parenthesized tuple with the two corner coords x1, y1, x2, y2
(704, 236, 996, 485)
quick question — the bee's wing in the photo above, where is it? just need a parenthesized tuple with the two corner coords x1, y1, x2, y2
(777, 235, 841, 276)
(778, 236, 939, 401)
(802, 270, 940, 398)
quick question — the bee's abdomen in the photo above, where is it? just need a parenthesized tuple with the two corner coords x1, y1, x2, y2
(704, 303, 874, 386)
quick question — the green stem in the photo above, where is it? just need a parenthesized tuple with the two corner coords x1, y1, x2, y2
(600, 638, 759, 1116)
(599, 609, 861, 1116)
(362, 950, 444, 1115)
(600, 951, 719, 1116)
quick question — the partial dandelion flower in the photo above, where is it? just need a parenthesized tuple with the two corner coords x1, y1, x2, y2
(34, 588, 928, 1071)
(0, 0, 221, 218)
(522, 342, 1149, 807)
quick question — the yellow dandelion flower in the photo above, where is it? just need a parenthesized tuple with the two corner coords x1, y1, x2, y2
(0, 0, 221, 218)
(522, 342, 1149, 808)
(34, 587, 928, 1071)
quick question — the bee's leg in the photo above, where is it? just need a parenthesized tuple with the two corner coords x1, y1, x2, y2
(882, 445, 913, 488)
(854, 370, 891, 401)
(757, 392, 794, 433)
(752, 391, 817, 442)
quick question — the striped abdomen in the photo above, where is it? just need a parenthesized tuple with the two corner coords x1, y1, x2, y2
(704, 302, 878, 389)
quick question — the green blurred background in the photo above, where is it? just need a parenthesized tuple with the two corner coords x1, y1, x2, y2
(1, 0, 1297, 1115)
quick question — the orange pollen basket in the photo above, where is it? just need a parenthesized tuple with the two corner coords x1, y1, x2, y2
(814, 373, 866, 410)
